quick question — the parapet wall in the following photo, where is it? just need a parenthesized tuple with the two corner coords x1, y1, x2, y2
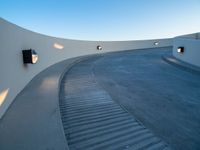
(173, 33, 200, 67)
(0, 18, 172, 118)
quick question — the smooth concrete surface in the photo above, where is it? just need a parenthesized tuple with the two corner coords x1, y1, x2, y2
(0, 57, 86, 150)
(59, 56, 170, 150)
(163, 55, 200, 75)
(0, 18, 173, 118)
(173, 33, 200, 67)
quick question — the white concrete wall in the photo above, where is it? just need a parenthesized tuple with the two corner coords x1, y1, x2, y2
(174, 33, 200, 40)
(0, 18, 173, 118)
(173, 33, 200, 67)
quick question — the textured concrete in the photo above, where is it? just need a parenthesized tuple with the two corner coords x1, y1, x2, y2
(60, 56, 170, 150)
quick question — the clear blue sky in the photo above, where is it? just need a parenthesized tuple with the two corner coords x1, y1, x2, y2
(0, 0, 199, 41)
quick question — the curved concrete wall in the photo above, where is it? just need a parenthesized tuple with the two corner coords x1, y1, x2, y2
(0, 18, 172, 118)
(173, 33, 200, 67)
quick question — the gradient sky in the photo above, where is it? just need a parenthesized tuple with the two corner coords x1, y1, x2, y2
(0, 0, 200, 41)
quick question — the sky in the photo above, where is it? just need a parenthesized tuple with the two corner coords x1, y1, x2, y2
(0, 0, 200, 41)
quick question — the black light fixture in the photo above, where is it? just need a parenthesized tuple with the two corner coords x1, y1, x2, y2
(97, 45, 102, 50)
(177, 47, 184, 53)
(22, 49, 38, 64)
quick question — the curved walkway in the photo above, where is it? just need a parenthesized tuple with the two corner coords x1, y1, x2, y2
(60, 47, 200, 150)
(59, 56, 171, 150)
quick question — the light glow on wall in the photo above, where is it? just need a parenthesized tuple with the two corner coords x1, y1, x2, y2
(54, 43, 64, 49)
(0, 88, 9, 106)
(39, 77, 57, 92)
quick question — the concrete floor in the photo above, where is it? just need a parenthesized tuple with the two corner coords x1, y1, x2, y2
(60, 47, 200, 150)
(92, 47, 200, 150)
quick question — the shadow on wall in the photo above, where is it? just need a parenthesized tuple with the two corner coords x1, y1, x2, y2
(0, 18, 173, 118)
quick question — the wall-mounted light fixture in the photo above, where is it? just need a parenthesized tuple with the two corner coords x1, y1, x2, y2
(97, 45, 102, 50)
(154, 42, 159, 46)
(22, 49, 38, 64)
(177, 47, 184, 53)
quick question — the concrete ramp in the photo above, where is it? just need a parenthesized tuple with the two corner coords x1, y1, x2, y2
(59, 57, 170, 150)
